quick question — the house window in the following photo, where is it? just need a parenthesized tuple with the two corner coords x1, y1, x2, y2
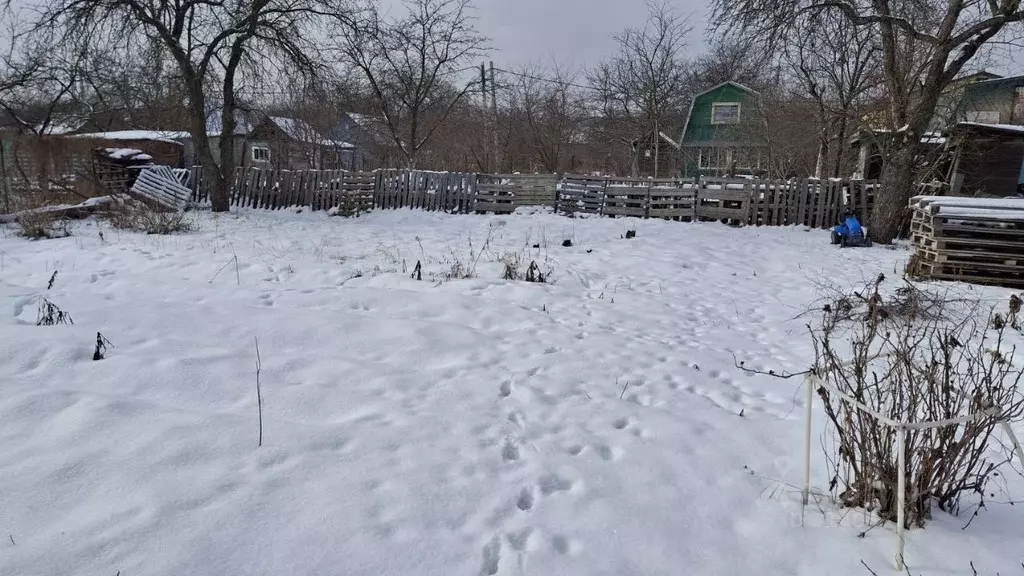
(711, 102, 741, 125)
(699, 147, 726, 169)
(251, 145, 270, 162)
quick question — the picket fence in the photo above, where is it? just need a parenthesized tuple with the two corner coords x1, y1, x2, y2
(186, 166, 876, 229)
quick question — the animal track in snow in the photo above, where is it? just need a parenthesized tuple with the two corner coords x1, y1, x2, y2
(507, 527, 535, 552)
(596, 444, 620, 461)
(551, 534, 580, 555)
(499, 380, 513, 398)
(480, 535, 501, 575)
(516, 487, 535, 511)
(538, 473, 574, 495)
(501, 438, 520, 462)
(612, 417, 630, 430)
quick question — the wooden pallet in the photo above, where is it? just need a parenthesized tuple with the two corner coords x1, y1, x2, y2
(909, 197, 1024, 288)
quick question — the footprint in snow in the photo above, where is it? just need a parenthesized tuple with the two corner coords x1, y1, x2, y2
(516, 487, 535, 511)
(499, 380, 513, 398)
(480, 535, 501, 576)
(501, 438, 521, 462)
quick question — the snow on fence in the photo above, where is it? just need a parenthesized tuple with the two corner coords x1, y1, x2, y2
(909, 195, 1024, 288)
(207, 167, 876, 229)
(558, 176, 877, 229)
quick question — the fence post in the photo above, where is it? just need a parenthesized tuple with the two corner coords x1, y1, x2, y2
(644, 180, 652, 219)
(896, 426, 906, 571)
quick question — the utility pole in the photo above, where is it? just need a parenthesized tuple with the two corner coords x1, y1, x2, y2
(489, 61, 498, 174)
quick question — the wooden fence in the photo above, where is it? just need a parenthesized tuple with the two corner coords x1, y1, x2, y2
(188, 167, 875, 229)
(557, 176, 876, 229)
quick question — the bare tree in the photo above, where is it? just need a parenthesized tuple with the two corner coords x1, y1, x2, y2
(509, 66, 587, 173)
(589, 1, 692, 178)
(691, 36, 772, 93)
(337, 0, 487, 169)
(784, 11, 881, 178)
(712, 0, 1024, 242)
(9, 0, 352, 212)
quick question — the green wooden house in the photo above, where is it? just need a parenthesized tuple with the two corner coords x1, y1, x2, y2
(678, 81, 766, 178)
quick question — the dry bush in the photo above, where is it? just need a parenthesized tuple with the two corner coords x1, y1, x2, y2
(104, 197, 194, 234)
(810, 277, 1024, 528)
(500, 250, 550, 283)
(14, 210, 71, 240)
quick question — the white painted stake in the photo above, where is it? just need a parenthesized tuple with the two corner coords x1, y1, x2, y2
(803, 376, 813, 507)
(896, 427, 906, 571)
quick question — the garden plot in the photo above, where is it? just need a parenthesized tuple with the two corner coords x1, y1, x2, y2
(0, 208, 1021, 576)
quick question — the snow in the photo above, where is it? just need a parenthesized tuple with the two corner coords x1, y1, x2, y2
(102, 148, 153, 161)
(268, 116, 352, 147)
(958, 122, 1024, 135)
(73, 131, 187, 144)
(1, 209, 1023, 576)
(914, 195, 1024, 211)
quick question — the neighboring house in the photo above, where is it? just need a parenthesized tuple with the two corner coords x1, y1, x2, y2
(327, 112, 396, 169)
(941, 75, 1024, 196)
(931, 70, 1003, 130)
(170, 110, 256, 169)
(70, 131, 185, 167)
(678, 81, 766, 178)
(248, 115, 357, 171)
(948, 122, 1024, 197)
(958, 75, 1024, 125)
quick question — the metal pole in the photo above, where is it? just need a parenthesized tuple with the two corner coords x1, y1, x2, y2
(896, 427, 906, 571)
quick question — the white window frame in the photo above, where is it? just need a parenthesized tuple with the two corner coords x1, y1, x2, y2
(711, 102, 742, 125)
(251, 145, 271, 162)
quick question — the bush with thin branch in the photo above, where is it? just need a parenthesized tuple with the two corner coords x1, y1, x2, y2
(809, 278, 1024, 528)
(104, 198, 194, 234)
(15, 211, 71, 240)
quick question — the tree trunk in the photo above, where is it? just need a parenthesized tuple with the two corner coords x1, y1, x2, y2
(869, 145, 916, 243)
(211, 173, 231, 212)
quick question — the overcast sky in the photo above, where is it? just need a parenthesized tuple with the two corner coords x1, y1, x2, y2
(382, 0, 711, 71)
(382, 0, 1024, 77)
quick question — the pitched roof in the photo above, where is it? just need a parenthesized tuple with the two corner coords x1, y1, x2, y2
(268, 116, 354, 148)
(692, 80, 759, 99)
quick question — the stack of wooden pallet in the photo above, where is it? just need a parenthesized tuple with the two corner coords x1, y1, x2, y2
(910, 196, 1024, 287)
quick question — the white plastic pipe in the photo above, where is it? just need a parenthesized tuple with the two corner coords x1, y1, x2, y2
(896, 427, 906, 571)
(804, 376, 813, 507)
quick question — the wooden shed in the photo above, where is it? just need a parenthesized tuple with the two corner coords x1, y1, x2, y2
(949, 122, 1024, 197)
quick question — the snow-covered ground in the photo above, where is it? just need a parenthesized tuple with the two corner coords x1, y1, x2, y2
(0, 208, 1021, 575)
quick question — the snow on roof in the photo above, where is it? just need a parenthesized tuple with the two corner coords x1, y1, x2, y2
(269, 116, 331, 145)
(102, 148, 153, 161)
(73, 130, 186, 144)
(268, 116, 355, 147)
(958, 122, 1024, 134)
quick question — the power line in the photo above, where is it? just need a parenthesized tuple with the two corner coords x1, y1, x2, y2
(492, 67, 600, 93)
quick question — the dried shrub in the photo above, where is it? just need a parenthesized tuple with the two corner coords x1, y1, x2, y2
(104, 198, 194, 234)
(37, 298, 73, 326)
(15, 210, 71, 240)
(811, 278, 1024, 528)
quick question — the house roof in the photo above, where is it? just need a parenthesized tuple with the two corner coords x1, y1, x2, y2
(72, 130, 186, 145)
(268, 116, 354, 148)
(956, 121, 1024, 135)
(692, 80, 759, 99)
(679, 81, 760, 145)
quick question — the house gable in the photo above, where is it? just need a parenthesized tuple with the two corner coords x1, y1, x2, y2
(678, 81, 767, 177)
